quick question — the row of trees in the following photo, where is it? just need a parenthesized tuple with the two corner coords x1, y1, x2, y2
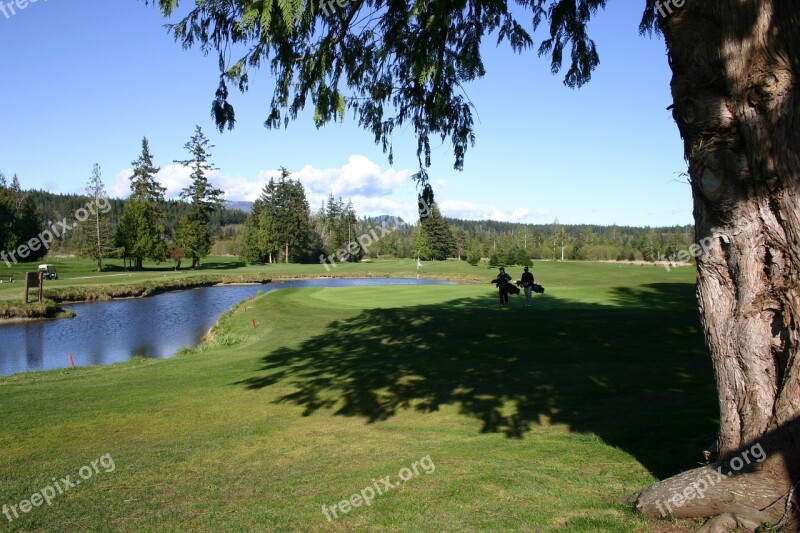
(22, 190, 244, 260)
(2, 126, 230, 271)
(110, 127, 224, 270)
(239, 168, 316, 264)
(0, 172, 45, 264)
(236, 177, 694, 267)
(3, 162, 695, 270)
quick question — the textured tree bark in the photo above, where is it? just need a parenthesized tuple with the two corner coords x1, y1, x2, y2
(631, 0, 800, 529)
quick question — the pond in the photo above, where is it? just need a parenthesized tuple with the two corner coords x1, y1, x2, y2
(0, 278, 455, 376)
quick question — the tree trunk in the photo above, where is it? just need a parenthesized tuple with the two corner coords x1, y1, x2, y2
(631, 1, 800, 528)
(95, 206, 102, 272)
(285, 242, 289, 264)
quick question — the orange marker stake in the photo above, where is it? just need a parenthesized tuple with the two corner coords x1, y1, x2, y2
(68, 354, 75, 368)
(252, 319, 257, 329)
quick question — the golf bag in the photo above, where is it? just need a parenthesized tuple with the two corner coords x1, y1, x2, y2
(517, 280, 545, 294)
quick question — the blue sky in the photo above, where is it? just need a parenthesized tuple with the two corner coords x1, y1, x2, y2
(0, 1, 690, 226)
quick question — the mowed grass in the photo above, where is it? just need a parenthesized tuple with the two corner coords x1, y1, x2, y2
(0, 255, 690, 299)
(0, 261, 714, 532)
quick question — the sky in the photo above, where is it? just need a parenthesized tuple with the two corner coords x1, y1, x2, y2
(0, 1, 691, 226)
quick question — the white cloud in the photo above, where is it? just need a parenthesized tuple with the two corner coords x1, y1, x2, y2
(256, 156, 419, 220)
(106, 154, 549, 224)
(438, 199, 551, 222)
(292, 155, 412, 197)
(109, 169, 133, 198)
(110, 164, 252, 201)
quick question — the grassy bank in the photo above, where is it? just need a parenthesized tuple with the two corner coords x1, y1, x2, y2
(0, 254, 687, 307)
(0, 300, 75, 320)
(42, 273, 272, 303)
(0, 261, 712, 531)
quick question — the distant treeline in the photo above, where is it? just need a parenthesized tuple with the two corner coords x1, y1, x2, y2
(26, 189, 248, 257)
(4, 172, 694, 267)
(444, 218, 694, 264)
(353, 217, 694, 266)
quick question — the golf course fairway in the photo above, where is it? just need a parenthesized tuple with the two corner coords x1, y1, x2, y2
(0, 266, 715, 532)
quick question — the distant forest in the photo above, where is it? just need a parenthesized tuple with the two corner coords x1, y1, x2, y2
(15, 188, 693, 267)
(27, 189, 248, 258)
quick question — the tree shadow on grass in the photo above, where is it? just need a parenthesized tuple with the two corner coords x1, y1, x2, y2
(237, 282, 717, 478)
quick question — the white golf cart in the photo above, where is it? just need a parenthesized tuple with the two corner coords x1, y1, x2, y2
(37, 264, 59, 280)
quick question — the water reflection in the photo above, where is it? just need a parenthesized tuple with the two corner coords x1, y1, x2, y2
(0, 278, 453, 376)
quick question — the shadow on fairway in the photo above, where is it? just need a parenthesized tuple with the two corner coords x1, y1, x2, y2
(237, 282, 717, 478)
(97, 260, 246, 272)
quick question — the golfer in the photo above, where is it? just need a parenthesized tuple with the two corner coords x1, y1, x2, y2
(520, 266, 534, 307)
(493, 266, 512, 306)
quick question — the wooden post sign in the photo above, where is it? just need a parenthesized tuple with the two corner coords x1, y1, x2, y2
(24, 272, 43, 304)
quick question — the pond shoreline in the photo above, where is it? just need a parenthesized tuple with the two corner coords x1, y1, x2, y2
(0, 271, 482, 323)
(0, 274, 274, 323)
(0, 278, 460, 376)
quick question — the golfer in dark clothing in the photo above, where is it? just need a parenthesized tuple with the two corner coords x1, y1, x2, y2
(493, 267, 512, 306)
(521, 266, 534, 307)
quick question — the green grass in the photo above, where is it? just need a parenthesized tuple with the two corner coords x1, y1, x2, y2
(0, 260, 713, 531)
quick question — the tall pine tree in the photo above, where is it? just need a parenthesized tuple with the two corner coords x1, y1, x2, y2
(174, 126, 224, 269)
(80, 164, 116, 271)
(417, 184, 454, 261)
(118, 137, 168, 270)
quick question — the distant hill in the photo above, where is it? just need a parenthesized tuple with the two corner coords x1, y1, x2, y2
(364, 214, 411, 228)
(224, 200, 254, 213)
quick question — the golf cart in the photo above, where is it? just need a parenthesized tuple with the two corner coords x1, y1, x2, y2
(38, 264, 59, 280)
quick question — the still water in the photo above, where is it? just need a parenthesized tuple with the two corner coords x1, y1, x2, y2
(0, 278, 454, 376)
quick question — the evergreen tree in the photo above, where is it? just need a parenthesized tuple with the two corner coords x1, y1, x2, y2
(341, 200, 359, 261)
(452, 227, 468, 260)
(253, 178, 281, 263)
(417, 184, 454, 260)
(9, 174, 23, 211)
(319, 194, 360, 261)
(239, 213, 263, 264)
(0, 171, 14, 252)
(119, 137, 168, 269)
(240, 171, 313, 264)
(0, 174, 46, 263)
(323, 193, 342, 255)
(268, 169, 313, 263)
(79, 164, 116, 271)
(257, 187, 281, 263)
(14, 195, 45, 262)
(174, 126, 224, 269)
(514, 247, 532, 267)
(412, 225, 432, 261)
(466, 244, 481, 266)
(174, 212, 211, 268)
